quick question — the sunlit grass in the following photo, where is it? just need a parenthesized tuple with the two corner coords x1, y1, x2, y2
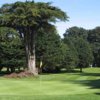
(0, 68, 100, 100)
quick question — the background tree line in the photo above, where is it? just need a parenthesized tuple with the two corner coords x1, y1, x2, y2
(0, 26, 100, 73)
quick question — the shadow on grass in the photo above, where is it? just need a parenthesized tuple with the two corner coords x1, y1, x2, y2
(81, 79, 100, 95)
(77, 79, 100, 89)
(63, 79, 100, 95)
(79, 72, 100, 77)
(95, 93, 100, 95)
(62, 71, 100, 95)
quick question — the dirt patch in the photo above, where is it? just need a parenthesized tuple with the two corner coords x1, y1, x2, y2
(4, 71, 34, 78)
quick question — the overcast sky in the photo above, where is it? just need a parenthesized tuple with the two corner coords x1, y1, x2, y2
(0, 0, 100, 37)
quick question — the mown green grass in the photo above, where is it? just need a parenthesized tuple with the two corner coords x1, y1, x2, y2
(0, 68, 100, 100)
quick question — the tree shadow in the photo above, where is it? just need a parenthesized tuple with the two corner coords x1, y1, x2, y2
(79, 72, 100, 77)
(95, 93, 100, 95)
(61, 70, 100, 95)
(75, 79, 100, 89)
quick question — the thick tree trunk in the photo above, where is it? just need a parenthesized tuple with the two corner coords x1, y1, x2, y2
(24, 28, 38, 76)
(27, 54, 38, 76)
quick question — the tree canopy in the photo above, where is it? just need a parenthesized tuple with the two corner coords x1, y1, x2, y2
(0, 1, 68, 75)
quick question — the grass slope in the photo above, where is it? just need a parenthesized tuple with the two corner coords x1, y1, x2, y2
(0, 68, 100, 100)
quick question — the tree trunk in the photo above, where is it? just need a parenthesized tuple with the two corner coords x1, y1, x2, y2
(24, 28, 38, 76)
(10, 67, 15, 73)
(39, 60, 43, 74)
(27, 54, 38, 76)
(7, 67, 10, 73)
(80, 66, 83, 73)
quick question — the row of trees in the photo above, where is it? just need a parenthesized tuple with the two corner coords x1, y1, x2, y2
(64, 26, 100, 69)
(0, 1, 100, 74)
(0, 26, 100, 73)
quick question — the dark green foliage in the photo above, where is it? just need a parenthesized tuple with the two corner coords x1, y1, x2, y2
(63, 26, 94, 72)
(0, 1, 68, 74)
(62, 38, 78, 70)
(61, 49, 78, 71)
(0, 1, 99, 74)
(74, 38, 93, 68)
(36, 29, 65, 72)
(87, 27, 100, 67)
(0, 27, 25, 72)
(64, 26, 88, 40)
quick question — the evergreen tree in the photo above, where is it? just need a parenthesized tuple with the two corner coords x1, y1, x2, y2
(64, 26, 93, 72)
(36, 28, 66, 73)
(0, 1, 68, 75)
(0, 27, 25, 72)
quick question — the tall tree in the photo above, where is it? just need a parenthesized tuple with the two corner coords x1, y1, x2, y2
(87, 27, 100, 67)
(0, 1, 68, 75)
(36, 28, 66, 73)
(63, 37, 79, 70)
(64, 27, 93, 72)
(74, 38, 93, 72)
